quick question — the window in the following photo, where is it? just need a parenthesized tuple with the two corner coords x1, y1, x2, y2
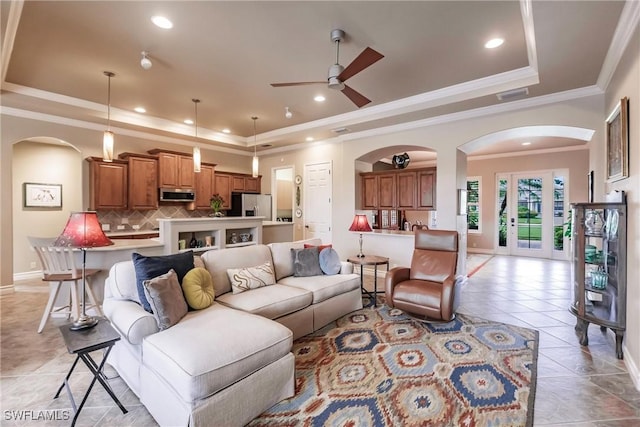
(467, 177, 481, 233)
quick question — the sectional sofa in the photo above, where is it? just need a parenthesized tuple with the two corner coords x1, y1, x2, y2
(103, 238, 362, 426)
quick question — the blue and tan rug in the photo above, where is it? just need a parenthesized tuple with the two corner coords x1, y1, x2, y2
(249, 304, 538, 427)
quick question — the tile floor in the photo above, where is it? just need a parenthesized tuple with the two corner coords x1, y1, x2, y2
(1, 255, 639, 426)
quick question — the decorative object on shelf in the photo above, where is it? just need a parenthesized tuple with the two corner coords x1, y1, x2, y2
(189, 232, 198, 248)
(590, 266, 608, 289)
(295, 208, 302, 218)
(251, 116, 259, 178)
(192, 99, 201, 173)
(606, 97, 629, 182)
(102, 71, 115, 162)
(204, 235, 213, 246)
(240, 233, 251, 242)
(210, 193, 225, 216)
(348, 214, 372, 258)
(229, 232, 238, 244)
(54, 211, 113, 330)
(23, 182, 62, 209)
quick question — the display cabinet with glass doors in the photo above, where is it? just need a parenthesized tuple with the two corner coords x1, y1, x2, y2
(569, 196, 626, 359)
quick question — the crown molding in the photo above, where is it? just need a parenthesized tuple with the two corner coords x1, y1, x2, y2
(1, 1, 23, 82)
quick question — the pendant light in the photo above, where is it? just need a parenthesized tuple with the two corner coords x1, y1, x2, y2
(192, 99, 201, 173)
(103, 71, 115, 162)
(251, 116, 259, 178)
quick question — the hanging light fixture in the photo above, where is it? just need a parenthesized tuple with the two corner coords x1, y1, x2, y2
(251, 116, 259, 178)
(285, 106, 292, 119)
(103, 71, 115, 162)
(192, 99, 201, 173)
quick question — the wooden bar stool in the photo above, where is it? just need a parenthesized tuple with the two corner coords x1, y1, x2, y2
(28, 237, 103, 333)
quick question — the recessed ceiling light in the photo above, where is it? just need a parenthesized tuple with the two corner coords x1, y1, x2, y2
(151, 16, 173, 29)
(314, 95, 326, 102)
(522, 141, 531, 146)
(306, 137, 314, 142)
(184, 119, 194, 125)
(222, 128, 231, 134)
(485, 38, 504, 49)
(134, 107, 146, 113)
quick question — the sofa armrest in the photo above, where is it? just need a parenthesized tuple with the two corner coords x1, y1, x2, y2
(103, 298, 159, 345)
(339, 261, 354, 275)
(384, 267, 411, 307)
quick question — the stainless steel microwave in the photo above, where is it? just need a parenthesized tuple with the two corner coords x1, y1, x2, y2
(159, 188, 196, 202)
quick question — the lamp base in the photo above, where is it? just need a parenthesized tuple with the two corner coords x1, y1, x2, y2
(69, 315, 99, 331)
(356, 253, 366, 258)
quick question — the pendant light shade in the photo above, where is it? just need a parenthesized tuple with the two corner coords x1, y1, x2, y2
(103, 71, 115, 162)
(251, 116, 259, 178)
(192, 99, 201, 173)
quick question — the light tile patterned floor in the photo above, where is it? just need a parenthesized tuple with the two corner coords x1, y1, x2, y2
(1, 255, 638, 426)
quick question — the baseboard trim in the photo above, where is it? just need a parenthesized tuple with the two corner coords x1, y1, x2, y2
(467, 248, 495, 255)
(0, 285, 15, 294)
(623, 345, 640, 391)
(13, 271, 42, 282)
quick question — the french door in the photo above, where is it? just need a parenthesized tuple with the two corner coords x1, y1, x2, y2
(496, 171, 568, 259)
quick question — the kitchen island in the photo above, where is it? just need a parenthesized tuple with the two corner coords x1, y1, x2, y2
(262, 220, 294, 244)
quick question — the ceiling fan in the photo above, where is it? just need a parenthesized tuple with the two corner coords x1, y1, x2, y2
(271, 29, 384, 108)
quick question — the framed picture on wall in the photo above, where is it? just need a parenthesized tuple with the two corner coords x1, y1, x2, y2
(23, 182, 62, 209)
(606, 97, 629, 182)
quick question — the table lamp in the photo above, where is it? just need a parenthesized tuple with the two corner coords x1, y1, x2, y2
(349, 214, 372, 258)
(54, 211, 113, 330)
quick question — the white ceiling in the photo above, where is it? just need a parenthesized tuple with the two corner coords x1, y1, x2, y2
(1, 1, 635, 160)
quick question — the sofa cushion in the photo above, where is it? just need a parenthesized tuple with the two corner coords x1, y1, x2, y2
(133, 251, 195, 312)
(142, 303, 292, 402)
(182, 268, 215, 310)
(278, 273, 361, 304)
(319, 248, 341, 275)
(143, 269, 188, 331)
(269, 239, 322, 281)
(228, 262, 276, 294)
(216, 284, 312, 320)
(291, 247, 323, 277)
(201, 245, 273, 297)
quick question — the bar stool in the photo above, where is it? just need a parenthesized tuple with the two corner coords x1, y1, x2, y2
(27, 236, 103, 333)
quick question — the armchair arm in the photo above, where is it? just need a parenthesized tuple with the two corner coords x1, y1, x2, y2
(103, 298, 159, 345)
(385, 267, 411, 307)
(440, 274, 463, 321)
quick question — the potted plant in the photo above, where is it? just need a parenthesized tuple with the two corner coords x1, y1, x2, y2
(210, 194, 225, 217)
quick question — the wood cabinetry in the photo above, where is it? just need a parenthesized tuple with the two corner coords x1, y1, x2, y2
(214, 173, 232, 209)
(194, 163, 216, 210)
(360, 167, 435, 211)
(244, 176, 260, 192)
(87, 157, 128, 210)
(227, 173, 261, 193)
(148, 149, 194, 189)
(119, 153, 158, 210)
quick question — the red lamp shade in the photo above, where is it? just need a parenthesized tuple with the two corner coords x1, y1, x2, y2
(348, 214, 372, 232)
(54, 211, 113, 248)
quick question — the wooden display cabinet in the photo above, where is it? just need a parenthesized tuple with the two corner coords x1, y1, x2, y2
(569, 196, 627, 359)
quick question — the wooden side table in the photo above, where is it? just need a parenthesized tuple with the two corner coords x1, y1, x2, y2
(56, 318, 127, 426)
(347, 255, 390, 307)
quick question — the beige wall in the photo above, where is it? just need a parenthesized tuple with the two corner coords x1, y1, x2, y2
(467, 149, 589, 250)
(12, 141, 83, 275)
(603, 23, 639, 386)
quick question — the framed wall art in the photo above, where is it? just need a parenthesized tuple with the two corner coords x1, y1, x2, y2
(23, 182, 62, 209)
(606, 97, 629, 182)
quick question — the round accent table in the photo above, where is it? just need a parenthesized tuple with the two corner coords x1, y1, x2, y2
(347, 255, 389, 307)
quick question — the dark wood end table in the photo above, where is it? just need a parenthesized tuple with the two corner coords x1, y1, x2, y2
(56, 318, 127, 426)
(347, 255, 390, 307)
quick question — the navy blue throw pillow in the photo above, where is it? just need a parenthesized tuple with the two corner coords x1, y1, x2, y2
(132, 251, 195, 312)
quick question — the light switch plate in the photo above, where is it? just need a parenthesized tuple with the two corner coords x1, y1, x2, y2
(102, 224, 110, 231)
(117, 225, 125, 230)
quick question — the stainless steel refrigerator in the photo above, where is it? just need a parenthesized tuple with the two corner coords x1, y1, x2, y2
(230, 193, 272, 220)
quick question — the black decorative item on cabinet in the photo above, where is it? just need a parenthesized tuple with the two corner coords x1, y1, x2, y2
(569, 191, 626, 359)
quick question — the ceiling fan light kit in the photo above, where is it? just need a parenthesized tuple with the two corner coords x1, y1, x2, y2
(271, 29, 384, 108)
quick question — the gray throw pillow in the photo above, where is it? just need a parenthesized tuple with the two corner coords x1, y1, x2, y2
(319, 247, 341, 275)
(291, 247, 323, 277)
(143, 269, 188, 330)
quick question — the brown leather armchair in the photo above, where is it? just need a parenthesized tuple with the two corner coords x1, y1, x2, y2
(385, 229, 462, 321)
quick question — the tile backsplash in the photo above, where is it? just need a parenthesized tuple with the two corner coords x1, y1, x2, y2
(97, 207, 212, 232)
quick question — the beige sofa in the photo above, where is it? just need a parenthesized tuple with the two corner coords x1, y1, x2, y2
(103, 238, 362, 426)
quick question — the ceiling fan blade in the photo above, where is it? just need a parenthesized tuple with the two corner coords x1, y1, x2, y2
(338, 47, 384, 82)
(341, 84, 371, 108)
(270, 81, 326, 87)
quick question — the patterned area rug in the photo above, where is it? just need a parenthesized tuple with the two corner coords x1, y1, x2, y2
(249, 305, 538, 427)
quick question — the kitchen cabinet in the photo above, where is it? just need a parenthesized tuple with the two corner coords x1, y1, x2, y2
(119, 153, 158, 210)
(377, 174, 396, 208)
(244, 176, 260, 193)
(362, 175, 378, 209)
(228, 173, 261, 193)
(570, 197, 627, 359)
(231, 175, 245, 192)
(193, 163, 216, 210)
(214, 173, 232, 210)
(396, 171, 417, 209)
(417, 168, 436, 209)
(87, 157, 128, 210)
(148, 149, 194, 189)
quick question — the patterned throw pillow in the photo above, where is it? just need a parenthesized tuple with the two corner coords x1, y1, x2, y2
(227, 262, 276, 294)
(182, 267, 215, 310)
(291, 247, 323, 277)
(143, 269, 188, 331)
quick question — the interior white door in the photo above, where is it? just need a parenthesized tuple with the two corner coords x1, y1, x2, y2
(304, 161, 332, 243)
